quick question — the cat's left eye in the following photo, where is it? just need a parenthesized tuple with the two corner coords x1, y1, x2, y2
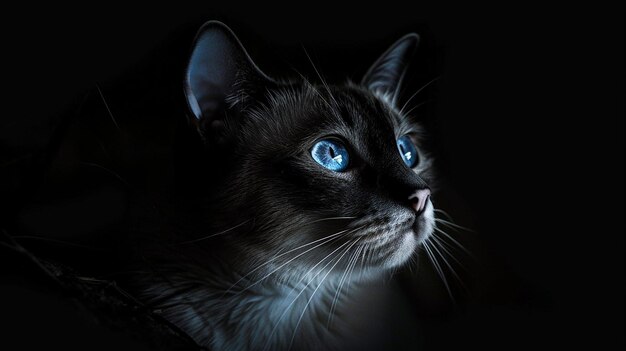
(311, 139, 350, 172)
(397, 135, 419, 168)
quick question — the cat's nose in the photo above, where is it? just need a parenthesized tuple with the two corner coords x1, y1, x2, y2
(408, 188, 431, 215)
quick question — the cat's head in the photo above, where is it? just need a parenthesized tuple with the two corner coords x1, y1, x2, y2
(183, 21, 435, 280)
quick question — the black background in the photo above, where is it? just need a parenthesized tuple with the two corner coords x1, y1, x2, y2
(0, 1, 623, 350)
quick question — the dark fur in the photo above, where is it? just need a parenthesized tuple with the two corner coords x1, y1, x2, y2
(134, 22, 436, 350)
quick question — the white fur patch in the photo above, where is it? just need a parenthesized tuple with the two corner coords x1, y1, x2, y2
(386, 230, 418, 267)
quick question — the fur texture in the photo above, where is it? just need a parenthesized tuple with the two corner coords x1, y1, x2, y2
(134, 22, 435, 350)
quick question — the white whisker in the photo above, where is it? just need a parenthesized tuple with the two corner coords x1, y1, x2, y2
(96, 84, 120, 130)
(435, 218, 475, 233)
(258, 237, 356, 350)
(307, 216, 358, 225)
(359, 245, 367, 272)
(291, 68, 334, 110)
(398, 76, 440, 116)
(327, 244, 363, 328)
(430, 234, 465, 268)
(287, 237, 362, 350)
(401, 99, 431, 117)
(429, 237, 468, 292)
(433, 208, 454, 221)
(176, 219, 252, 244)
(80, 162, 131, 188)
(302, 46, 340, 108)
(434, 227, 475, 259)
(237, 226, 365, 294)
(222, 227, 357, 297)
(423, 241, 455, 303)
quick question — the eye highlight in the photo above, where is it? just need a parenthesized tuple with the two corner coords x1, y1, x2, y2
(311, 139, 350, 172)
(397, 135, 419, 168)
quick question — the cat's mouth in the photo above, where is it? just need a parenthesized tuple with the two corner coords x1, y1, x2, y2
(356, 202, 434, 241)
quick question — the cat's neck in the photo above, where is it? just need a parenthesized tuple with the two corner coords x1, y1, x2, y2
(144, 256, 385, 350)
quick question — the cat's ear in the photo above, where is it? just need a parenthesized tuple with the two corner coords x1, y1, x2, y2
(361, 33, 420, 105)
(184, 21, 274, 139)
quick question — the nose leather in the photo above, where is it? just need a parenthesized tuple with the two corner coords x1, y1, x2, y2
(408, 188, 431, 214)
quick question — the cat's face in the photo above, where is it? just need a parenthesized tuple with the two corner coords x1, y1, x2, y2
(224, 84, 434, 273)
(184, 22, 433, 279)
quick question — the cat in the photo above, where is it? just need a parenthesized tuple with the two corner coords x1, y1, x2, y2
(135, 21, 436, 351)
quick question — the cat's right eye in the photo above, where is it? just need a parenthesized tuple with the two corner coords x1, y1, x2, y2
(397, 135, 419, 168)
(311, 139, 350, 172)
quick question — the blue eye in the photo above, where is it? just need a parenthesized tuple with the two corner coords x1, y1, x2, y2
(311, 139, 350, 172)
(397, 135, 419, 168)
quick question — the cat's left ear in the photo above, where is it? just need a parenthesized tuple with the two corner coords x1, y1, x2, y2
(361, 33, 420, 105)
(183, 21, 276, 139)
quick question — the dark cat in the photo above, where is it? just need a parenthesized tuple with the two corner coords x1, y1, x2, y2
(137, 21, 436, 351)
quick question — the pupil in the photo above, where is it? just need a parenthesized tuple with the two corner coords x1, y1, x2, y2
(399, 144, 406, 155)
(329, 146, 336, 158)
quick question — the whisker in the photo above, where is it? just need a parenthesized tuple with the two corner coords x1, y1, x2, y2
(10, 235, 106, 251)
(428, 237, 468, 292)
(399, 76, 440, 116)
(435, 218, 475, 233)
(96, 84, 120, 130)
(423, 241, 455, 303)
(0, 230, 63, 285)
(301, 46, 340, 108)
(409, 252, 419, 273)
(222, 229, 347, 294)
(433, 208, 454, 221)
(327, 244, 362, 328)
(175, 219, 252, 245)
(430, 234, 465, 268)
(344, 244, 363, 295)
(307, 216, 358, 225)
(229, 225, 365, 295)
(80, 162, 132, 188)
(290, 68, 334, 110)
(261, 237, 358, 350)
(434, 227, 475, 259)
(359, 245, 368, 272)
(287, 237, 362, 350)
(401, 99, 431, 117)
(240, 228, 355, 293)
(284, 237, 357, 299)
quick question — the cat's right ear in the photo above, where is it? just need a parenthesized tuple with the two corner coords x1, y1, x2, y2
(361, 33, 420, 106)
(184, 21, 275, 141)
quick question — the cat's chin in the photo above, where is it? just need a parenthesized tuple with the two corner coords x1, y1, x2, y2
(413, 201, 435, 245)
(383, 230, 419, 268)
(385, 203, 435, 269)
